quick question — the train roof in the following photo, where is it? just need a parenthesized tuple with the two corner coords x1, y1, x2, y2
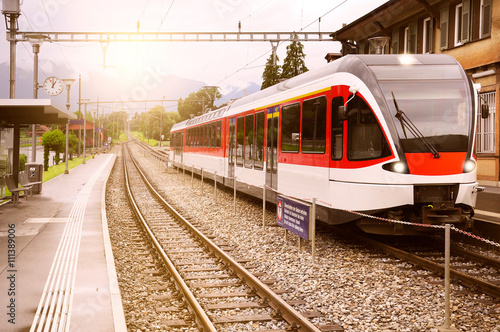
(170, 105, 231, 132)
(228, 54, 460, 110)
(171, 54, 462, 132)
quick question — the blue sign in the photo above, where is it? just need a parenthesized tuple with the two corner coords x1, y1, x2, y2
(69, 119, 85, 125)
(277, 195, 310, 240)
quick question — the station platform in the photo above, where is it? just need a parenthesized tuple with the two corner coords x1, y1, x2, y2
(0, 154, 126, 332)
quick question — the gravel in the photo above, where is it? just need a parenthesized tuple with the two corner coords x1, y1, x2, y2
(116, 144, 500, 331)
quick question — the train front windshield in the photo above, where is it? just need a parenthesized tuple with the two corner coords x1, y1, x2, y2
(371, 65, 471, 153)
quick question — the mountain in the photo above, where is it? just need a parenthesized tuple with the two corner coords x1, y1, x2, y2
(0, 62, 260, 116)
(217, 82, 260, 106)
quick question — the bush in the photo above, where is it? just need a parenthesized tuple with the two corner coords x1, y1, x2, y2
(19, 153, 27, 171)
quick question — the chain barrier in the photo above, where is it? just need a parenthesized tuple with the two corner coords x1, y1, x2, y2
(169, 157, 500, 248)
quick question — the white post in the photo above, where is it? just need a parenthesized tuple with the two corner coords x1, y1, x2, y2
(437, 224, 458, 331)
(311, 198, 316, 262)
(201, 168, 204, 195)
(214, 171, 217, 202)
(262, 184, 266, 230)
(233, 177, 237, 215)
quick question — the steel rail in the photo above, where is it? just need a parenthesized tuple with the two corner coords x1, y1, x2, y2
(128, 140, 322, 332)
(356, 233, 500, 299)
(123, 143, 217, 332)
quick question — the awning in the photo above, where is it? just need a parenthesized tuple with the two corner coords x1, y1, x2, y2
(0, 99, 76, 125)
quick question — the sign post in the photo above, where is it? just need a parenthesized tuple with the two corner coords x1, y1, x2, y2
(277, 195, 316, 260)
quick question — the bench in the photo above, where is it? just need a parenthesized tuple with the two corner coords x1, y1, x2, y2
(4, 174, 30, 205)
(19, 170, 42, 197)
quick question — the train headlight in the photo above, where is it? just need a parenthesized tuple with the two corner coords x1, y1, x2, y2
(382, 161, 409, 174)
(463, 159, 476, 173)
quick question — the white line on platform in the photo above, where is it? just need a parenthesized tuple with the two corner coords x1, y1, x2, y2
(30, 156, 113, 332)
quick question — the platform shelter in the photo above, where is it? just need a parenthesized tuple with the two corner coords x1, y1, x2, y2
(0, 99, 76, 193)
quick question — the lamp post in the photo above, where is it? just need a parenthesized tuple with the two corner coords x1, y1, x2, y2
(92, 109, 96, 159)
(149, 113, 162, 147)
(27, 34, 50, 163)
(62, 78, 75, 174)
(81, 99, 90, 164)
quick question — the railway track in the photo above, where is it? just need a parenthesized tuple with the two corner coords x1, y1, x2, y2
(122, 141, 335, 331)
(352, 232, 500, 299)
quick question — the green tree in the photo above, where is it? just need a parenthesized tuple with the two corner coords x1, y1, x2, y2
(177, 87, 221, 121)
(261, 53, 281, 90)
(68, 133, 79, 160)
(102, 111, 129, 141)
(281, 37, 308, 80)
(42, 129, 65, 171)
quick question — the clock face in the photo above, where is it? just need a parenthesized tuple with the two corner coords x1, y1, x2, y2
(43, 76, 64, 96)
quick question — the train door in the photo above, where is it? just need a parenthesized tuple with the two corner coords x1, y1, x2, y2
(266, 106, 279, 194)
(228, 117, 236, 185)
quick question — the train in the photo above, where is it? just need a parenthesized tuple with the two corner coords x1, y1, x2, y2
(169, 54, 482, 235)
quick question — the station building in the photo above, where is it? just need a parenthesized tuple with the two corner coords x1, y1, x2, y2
(331, 0, 499, 183)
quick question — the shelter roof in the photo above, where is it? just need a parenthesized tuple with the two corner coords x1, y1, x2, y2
(0, 99, 76, 125)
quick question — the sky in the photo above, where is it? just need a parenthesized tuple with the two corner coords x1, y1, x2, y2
(0, 0, 388, 114)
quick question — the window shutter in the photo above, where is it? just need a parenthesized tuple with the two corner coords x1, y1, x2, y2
(461, 0, 471, 43)
(429, 18, 434, 53)
(392, 29, 399, 54)
(440, 6, 449, 50)
(481, 0, 492, 37)
(409, 21, 418, 53)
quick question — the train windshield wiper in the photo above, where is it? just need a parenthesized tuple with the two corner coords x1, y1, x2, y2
(391, 92, 440, 159)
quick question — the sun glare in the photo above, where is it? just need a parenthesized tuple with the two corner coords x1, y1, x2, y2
(103, 43, 144, 71)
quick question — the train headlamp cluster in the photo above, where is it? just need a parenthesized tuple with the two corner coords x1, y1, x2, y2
(382, 161, 409, 174)
(463, 159, 476, 173)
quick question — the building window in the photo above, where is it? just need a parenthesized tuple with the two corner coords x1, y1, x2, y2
(454, 3, 463, 46)
(480, 0, 492, 38)
(403, 26, 410, 54)
(476, 91, 496, 154)
(423, 17, 432, 53)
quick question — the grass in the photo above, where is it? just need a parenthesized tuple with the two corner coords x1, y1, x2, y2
(2, 155, 92, 198)
(42, 156, 93, 182)
(130, 131, 166, 147)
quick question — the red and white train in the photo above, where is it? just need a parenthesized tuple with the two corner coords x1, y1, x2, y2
(170, 54, 481, 235)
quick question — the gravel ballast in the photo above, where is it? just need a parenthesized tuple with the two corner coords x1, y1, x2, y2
(110, 144, 499, 331)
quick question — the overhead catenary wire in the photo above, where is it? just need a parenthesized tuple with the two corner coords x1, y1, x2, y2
(215, 0, 348, 86)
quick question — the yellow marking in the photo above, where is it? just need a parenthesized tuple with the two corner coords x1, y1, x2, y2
(255, 87, 330, 111)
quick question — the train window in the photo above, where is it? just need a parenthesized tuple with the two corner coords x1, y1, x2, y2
(347, 96, 391, 161)
(245, 114, 254, 168)
(207, 124, 211, 148)
(205, 124, 209, 147)
(281, 103, 300, 153)
(216, 120, 221, 148)
(212, 122, 216, 148)
(254, 112, 265, 170)
(201, 125, 204, 147)
(236, 116, 244, 166)
(206, 124, 209, 148)
(331, 96, 344, 160)
(201, 126, 204, 147)
(302, 96, 327, 154)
